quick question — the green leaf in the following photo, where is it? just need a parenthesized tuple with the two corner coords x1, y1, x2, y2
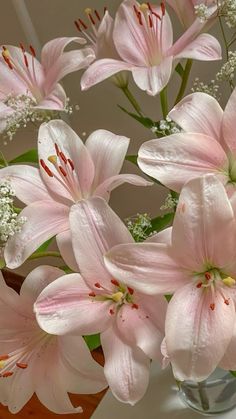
(175, 63, 184, 78)
(10, 149, 38, 164)
(118, 105, 154, 129)
(126, 155, 138, 165)
(84, 334, 101, 351)
(147, 212, 174, 235)
(0, 259, 6, 269)
(230, 371, 236, 378)
(35, 237, 54, 253)
(165, 294, 172, 302)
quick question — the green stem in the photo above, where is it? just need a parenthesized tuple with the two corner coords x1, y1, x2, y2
(0, 151, 8, 167)
(120, 85, 143, 116)
(197, 382, 210, 412)
(160, 86, 168, 119)
(218, 15, 235, 91)
(174, 59, 193, 105)
(29, 251, 61, 261)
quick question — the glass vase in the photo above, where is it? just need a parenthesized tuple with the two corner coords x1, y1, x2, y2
(179, 368, 236, 416)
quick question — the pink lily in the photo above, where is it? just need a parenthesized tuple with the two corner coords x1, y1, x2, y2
(0, 119, 151, 269)
(34, 197, 167, 405)
(166, 0, 217, 29)
(0, 37, 95, 131)
(75, 8, 119, 61)
(104, 175, 236, 381)
(138, 89, 236, 195)
(0, 266, 106, 414)
(81, 0, 221, 96)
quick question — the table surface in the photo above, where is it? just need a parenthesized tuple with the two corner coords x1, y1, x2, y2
(92, 363, 236, 419)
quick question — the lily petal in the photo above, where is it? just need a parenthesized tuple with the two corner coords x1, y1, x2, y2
(172, 33, 221, 61)
(56, 230, 78, 272)
(222, 87, 236, 155)
(132, 59, 173, 96)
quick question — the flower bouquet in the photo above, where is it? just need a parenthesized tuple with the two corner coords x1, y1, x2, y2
(1, 0, 236, 416)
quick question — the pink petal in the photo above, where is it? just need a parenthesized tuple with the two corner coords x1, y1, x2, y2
(101, 326, 150, 405)
(105, 242, 188, 295)
(0, 59, 26, 100)
(222, 88, 236, 155)
(145, 227, 172, 245)
(56, 230, 78, 272)
(165, 283, 235, 381)
(138, 133, 228, 192)
(172, 33, 222, 61)
(41, 37, 87, 72)
(169, 92, 223, 140)
(172, 175, 236, 271)
(38, 120, 95, 201)
(85, 129, 129, 189)
(35, 273, 112, 335)
(81, 58, 133, 90)
(59, 335, 107, 394)
(219, 323, 236, 371)
(116, 303, 165, 361)
(4, 366, 34, 414)
(35, 83, 66, 110)
(166, 0, 195, 27)
(94, 173, 152, 201)
(0, 165, 53, 204)
(132, 59, 173, 96)
(4, 200, 69, 269)
(69, 198, 133, 289)
(96, 12, 118, 59)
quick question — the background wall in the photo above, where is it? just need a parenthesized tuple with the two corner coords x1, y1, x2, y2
(0, 0, 229, 273)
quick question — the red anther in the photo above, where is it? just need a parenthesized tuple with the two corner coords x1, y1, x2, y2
(40, 159, 46, 169)
(210, 303, 215, 311)
(132, 303, 139, 310)
(89, 291, 96, 297)
(161, 2, 166, 15)
(59, 151, 67, 164)
(88, 13, 96, 25)
(196, 282, 202, 288)
(23, 53, 29, 68)
(147, 2, 152, 11)
(54, 143, 60, 156)
(95, 10, 101, 20)
(16, 362, 28, 369)
(2, 54, 13, 70)
(104, 6, 108, 14)
(152, 10, 161, 20)
(133, 5, 143, 25)
(149, 15, 153, 28)
(127, 286, 134, 295)
(68, 159, 75, 171)
(44, 166, 54, 177)
(133, 4, 139, 16)
(109, 309, 115, 315)
(2, 46, 6, 51)
(224, 299, 230, 306)
(29, 45, 36, 57)
(0, 355, 9, 361)
(74, 20, 81, 31)
(78, 18, 88, 30)
(20, 43, 25, 52)
(205, 272, 211, 281)
(94, 282, 101, 288)
(2, 371, 13, 378)
(146, 315, 149, 318)
(111, 279, 119, 287)
(59, 166, 67, 177)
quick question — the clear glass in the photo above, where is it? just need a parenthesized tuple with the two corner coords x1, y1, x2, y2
(179, 368, 236, 416)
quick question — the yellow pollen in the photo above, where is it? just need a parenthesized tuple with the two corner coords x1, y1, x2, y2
(0, 361, 5, 369)
(2, 49, 10, 59)
(85, 8, 92, 14)
(223, 277, 236, 287)
(111, 292, 123, 303)
(48, 155, 57, 164)
(139, 3, 149, 11)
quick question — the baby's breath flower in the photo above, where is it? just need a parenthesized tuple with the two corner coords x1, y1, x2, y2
(0, 181, 26, 252)
(152, 116, 181, 137)
(126, 213, 152, 242)
(191, 78, 220, 99)
(160, 193, 179, 211)
(218, 0, 236, 28)
(216, 51, 236, 81)
(194, 4, 210, 22)
(2, 94, 73, 143)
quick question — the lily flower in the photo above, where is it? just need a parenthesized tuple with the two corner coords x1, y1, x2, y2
(0, 266, 106, 414)
(34, 197, 167, 405)
(166, 0, 217, 29)
(138, 89, 236, 196)
(81, 0, 221, 96)
(0, 38, 95, 134)
(104, 175, 236, 381)
(0, 119, 151, 268)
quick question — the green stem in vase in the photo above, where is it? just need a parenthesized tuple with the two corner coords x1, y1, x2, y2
(174, 59, 193, 105)
(197, 381, 210, 412)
